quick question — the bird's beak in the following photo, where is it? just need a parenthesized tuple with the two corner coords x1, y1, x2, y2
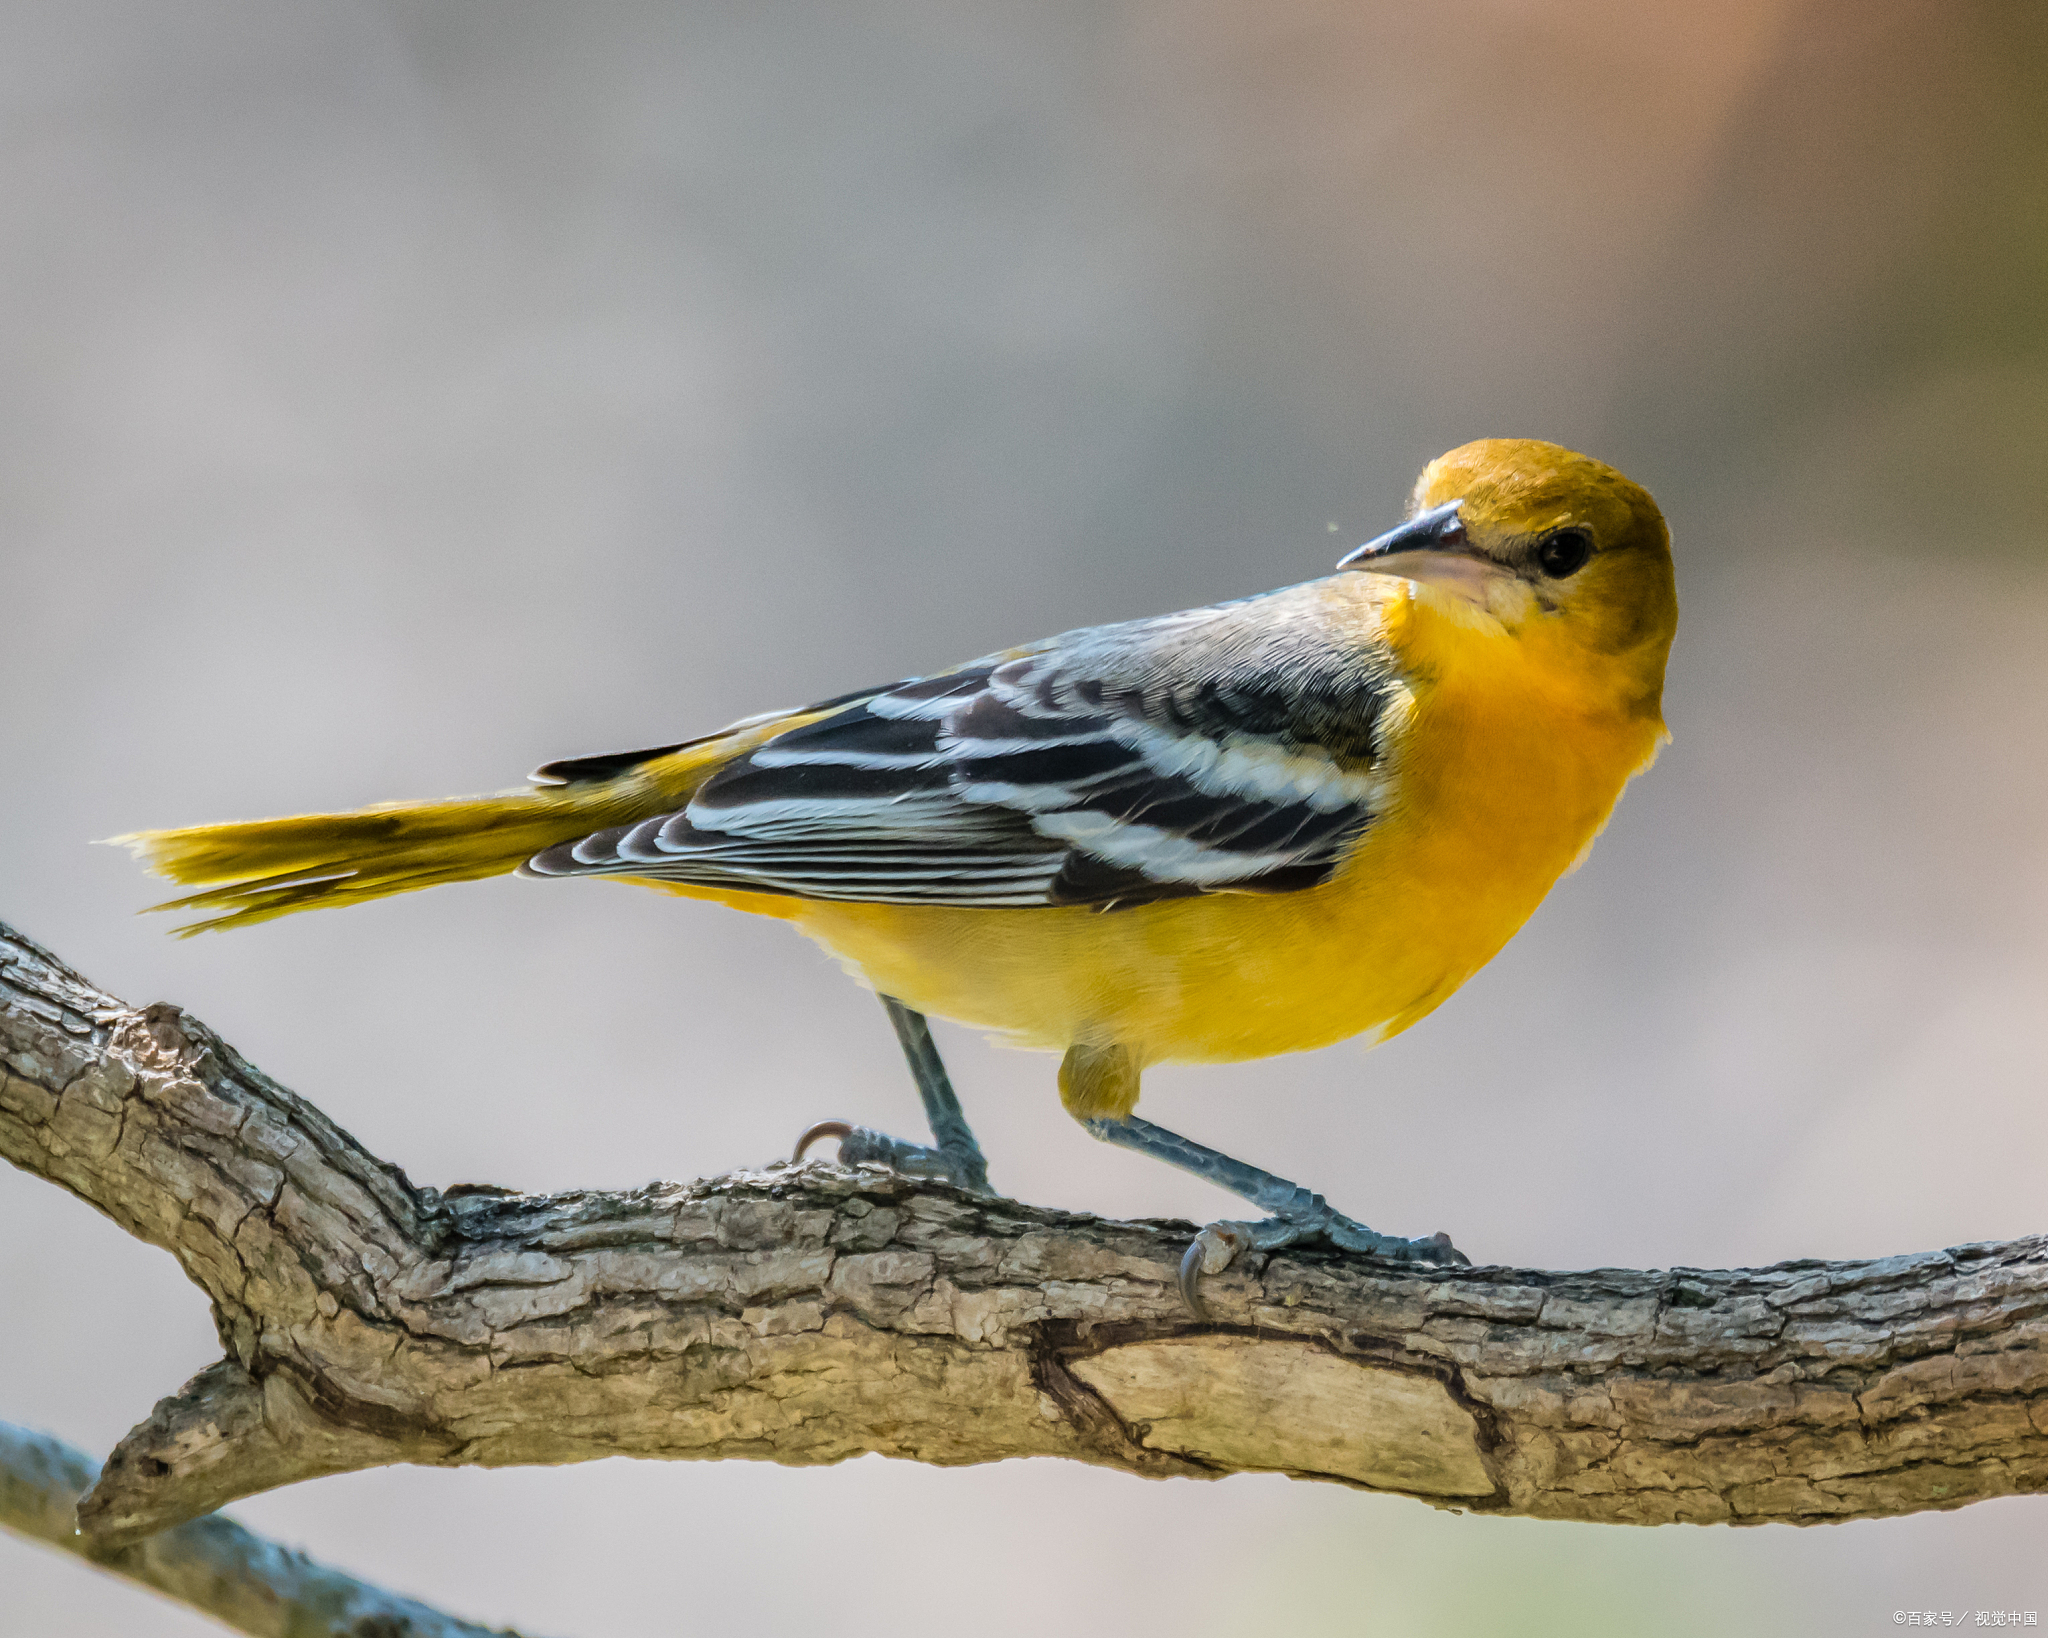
(1338, 498, 1469, 571)
(1337, 498, 1495, 601)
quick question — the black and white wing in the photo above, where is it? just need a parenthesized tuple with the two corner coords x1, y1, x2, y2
(526, 583, 1402, 910)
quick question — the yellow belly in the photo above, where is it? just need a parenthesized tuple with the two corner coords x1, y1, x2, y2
(629, 622, 1662, 1070)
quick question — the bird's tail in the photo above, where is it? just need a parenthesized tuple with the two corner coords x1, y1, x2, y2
(113, 781, 661, 935)
(109, 714, 818, 936)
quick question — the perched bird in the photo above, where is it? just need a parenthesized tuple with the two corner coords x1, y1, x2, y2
(120, 438, 1677, 1315)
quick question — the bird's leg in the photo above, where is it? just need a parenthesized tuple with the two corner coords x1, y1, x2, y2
(1060, 1043, 1462, 1316)
(792, 996, 992, 1194)
(1080, 1112, 1470, 1320)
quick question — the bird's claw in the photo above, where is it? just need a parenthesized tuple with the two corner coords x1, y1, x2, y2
(1177, 1227, 1247, 1319)
(792, 1119, 987, 1191)
(793, 1120, 853, 1162)
(1176, 1208, 1470, 1320)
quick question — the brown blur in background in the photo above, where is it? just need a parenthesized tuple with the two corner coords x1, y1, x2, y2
(4, 2, 2047, 1633)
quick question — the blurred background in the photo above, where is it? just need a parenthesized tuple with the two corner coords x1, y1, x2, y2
(4, 1, 2046, 1632)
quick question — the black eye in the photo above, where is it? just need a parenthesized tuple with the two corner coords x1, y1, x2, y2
(1536, 527, 1592, 578)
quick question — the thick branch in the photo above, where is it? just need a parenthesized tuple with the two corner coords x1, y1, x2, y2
(3, 918, 2045, 1544)
(0, 1421, 537, 1636)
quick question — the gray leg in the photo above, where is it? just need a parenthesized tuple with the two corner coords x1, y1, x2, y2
(1083, 1114, 1467, 1318)
(793, 997, 992, 1194)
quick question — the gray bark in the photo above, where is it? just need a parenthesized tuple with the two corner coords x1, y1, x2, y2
(0, 1421, 539, 1636)
(3, 917, 2044, 1548)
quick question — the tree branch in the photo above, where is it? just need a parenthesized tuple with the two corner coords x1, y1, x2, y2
(3, 918, 2045, 1545)
(0, 1421, 538, 1636)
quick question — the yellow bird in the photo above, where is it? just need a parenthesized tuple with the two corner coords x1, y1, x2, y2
(120, 438, 1677, 1315)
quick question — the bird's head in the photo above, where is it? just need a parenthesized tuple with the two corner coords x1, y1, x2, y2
(1339, 438, 1677, 719)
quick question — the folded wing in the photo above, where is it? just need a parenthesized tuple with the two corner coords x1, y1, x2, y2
(525, 585, 1400, 910)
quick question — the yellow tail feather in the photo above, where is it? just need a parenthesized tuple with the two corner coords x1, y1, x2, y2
(113, 785, 643, 934)
(111, 717, 822, 935)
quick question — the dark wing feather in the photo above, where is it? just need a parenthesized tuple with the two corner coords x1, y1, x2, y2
(525, 582, 1402, 909)
(528, 684, 897, 785)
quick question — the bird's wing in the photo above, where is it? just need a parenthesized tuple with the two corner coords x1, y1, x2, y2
(525, 583, 1402, 910)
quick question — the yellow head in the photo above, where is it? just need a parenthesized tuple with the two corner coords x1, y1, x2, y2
(1340, 438, 1678, 720)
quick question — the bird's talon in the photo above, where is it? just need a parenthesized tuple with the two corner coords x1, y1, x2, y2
(790, 1120, 987, 1191)
(1177, 1239, 1210, 1321)
(1423, 1230, 1473, 1266)
(1171, 1203, 1468, 1315)
(793, 1120, 854, 1164)
(1176, 1223, 1255, 1320)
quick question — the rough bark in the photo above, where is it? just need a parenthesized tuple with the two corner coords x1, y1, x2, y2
(0, 1421, 538, 1637)
(3, 918, 2045, 1547)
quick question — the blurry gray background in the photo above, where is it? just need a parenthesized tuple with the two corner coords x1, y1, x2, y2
(5, 1, 2047, 1633)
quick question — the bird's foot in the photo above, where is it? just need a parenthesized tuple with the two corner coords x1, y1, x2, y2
(787, 998, 995, 1193)
(1077, 1114, 1469, 1319)
(1178, 1202, 1469, 1321)
(792, 1120, 991, 1194)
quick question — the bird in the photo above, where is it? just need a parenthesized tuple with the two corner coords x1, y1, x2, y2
(118, 437, 1677, 1317)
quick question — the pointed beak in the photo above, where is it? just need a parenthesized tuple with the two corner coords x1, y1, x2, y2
(1337, 498, 1469, 571)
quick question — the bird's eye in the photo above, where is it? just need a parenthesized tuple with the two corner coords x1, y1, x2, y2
(1536, 527, 1593, 578)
